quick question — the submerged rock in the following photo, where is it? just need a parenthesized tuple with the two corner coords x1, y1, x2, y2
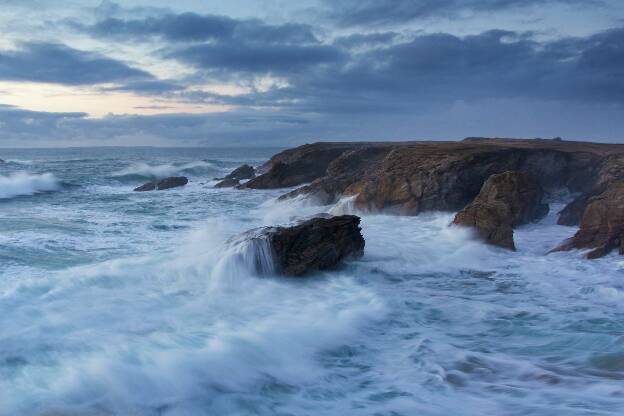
(134, 176, 188, 192)
(453, 171, 549, 250)
(556, 182, 624, 259)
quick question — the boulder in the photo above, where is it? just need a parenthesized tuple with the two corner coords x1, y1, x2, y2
(248, 215, 365, 276)
(134, 176, 188, 192)
(556, 182, 624, 259)
(453, 171, 549, 250)
(214, 177, 240, 188)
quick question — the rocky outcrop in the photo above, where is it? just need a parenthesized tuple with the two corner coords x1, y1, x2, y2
(452, 171, 549, 250)
(263, 215, 365, 276)
(556, 182, 624, 259)
(252, 139, 618, 215)
(133, 176, 188, 192)
(227, 164, 255, 180)
(245, 143, 365, 189)
(214, 177, 240, 188)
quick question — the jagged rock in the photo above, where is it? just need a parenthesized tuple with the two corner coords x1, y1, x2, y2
(558, 194, 589, 226)
(260, 139, 616, 215)
(453, 171, 549, 250)
(556, 182, 624, 259)
(263, 215, 365, 276)
(133, 176, 188, 192)
(227, 164, 255, 181)
(214, 177, 240, 188)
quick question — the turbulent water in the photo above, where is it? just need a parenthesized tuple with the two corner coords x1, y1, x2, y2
(1, 147, 623, 416)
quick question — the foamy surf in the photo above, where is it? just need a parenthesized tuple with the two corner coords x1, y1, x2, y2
(0, 172, 60, 199)
(1, 147, 623, 416)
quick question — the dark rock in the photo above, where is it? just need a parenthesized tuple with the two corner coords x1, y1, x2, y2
(244, 143, 365, 189)
(555, 181, 624, 258)
(264, 139, 619, 216)
(226, 164, 255, 181)
(214, 177, 240, 188)
(134, 176, 188, 192)
(453, 171, 549, 250)
(558, 194, 589, 226)
(262, 215, 365, 276)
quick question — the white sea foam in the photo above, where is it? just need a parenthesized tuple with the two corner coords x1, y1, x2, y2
(112, 161, 217, 179)
(3, 152, 624, 415)
(0, 172, 60, 199)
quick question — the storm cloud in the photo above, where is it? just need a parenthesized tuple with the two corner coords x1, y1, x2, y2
(0, 42, 151, 85)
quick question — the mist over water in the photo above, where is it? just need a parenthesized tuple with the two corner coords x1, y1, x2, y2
(0, 147, 623, 415)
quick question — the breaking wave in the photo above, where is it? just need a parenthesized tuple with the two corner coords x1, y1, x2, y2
(112, 161, 218, 180)
(0, 172, 60, 199)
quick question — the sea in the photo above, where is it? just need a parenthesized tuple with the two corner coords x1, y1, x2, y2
(0, 146, 623, 415)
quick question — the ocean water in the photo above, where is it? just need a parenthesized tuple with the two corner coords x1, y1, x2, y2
(1, 147, 623, 416)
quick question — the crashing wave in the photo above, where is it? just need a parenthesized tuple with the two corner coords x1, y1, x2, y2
(0, 172, 60, 199)
(112, 161, 218, 180)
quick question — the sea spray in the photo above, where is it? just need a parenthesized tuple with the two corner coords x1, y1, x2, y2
(0, 172, 60, 199)
(213, 228, 277, 280)
(112, 161, 218, 180)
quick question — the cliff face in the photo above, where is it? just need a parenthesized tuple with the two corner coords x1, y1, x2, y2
(247, 137, 624, 257)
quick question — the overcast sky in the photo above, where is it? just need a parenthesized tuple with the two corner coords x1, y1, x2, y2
(0, 0, 623, 147)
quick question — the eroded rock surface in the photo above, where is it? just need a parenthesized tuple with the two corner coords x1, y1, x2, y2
(452, 171, 549, 250)
(556, 182, 624, 258)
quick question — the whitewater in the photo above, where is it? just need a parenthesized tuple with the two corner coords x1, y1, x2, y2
(0, 147, 623, 416)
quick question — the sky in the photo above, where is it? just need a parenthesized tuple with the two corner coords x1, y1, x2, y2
(0, 0, 623, 147)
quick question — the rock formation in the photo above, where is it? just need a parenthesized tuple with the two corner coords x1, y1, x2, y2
(452, 171, 549, 250)
(556, 181, 624, 258)
(251, 215, 365, 276)
(133, 176, 188, 192)
(238, 138, 624, 258)
(252, 139, 616, 216)
(227, 164, 256, 180)
(214, 177, 240, 188)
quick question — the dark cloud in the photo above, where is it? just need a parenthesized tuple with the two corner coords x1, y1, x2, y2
(72, 13, 318, 44)
(0, 42, 151, 85)
(323, 0, 603, 26)
(202, 27, 624, 115)
(168, 42, 344, 75)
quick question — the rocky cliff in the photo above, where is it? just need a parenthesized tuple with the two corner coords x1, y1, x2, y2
(246, 138, 624, 257)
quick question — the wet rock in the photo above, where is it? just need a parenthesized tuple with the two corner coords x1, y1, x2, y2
(226, 164, 255, 181)
(134, 176, 188, 192)
(214, 177, 240, 188)
(244, 143, 365, 189)
(556, 181, 624, 259)
(453, 171, 549, 250)
(265, 215, 365, 276)
(269, 139, 613, 215)
(557, 194, 589, 226)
